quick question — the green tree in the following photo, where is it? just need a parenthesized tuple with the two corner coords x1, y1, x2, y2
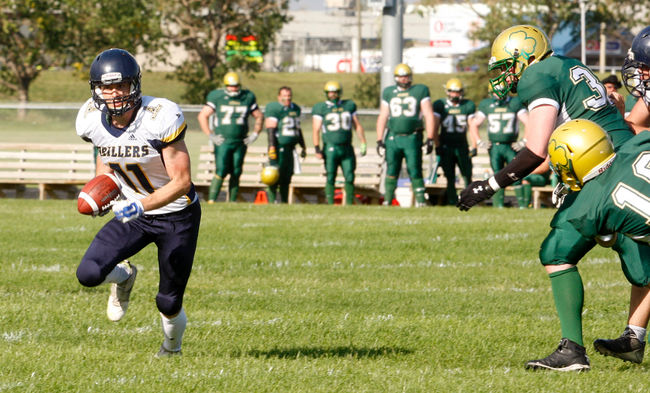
(0, 0, 162, 104)
(157, 0, 291, 104)
(421, 1, 647, 103)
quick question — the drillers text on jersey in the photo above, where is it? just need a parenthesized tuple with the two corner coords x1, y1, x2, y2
(97, 145, 150, 158)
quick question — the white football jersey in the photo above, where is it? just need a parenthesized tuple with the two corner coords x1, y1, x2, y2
(76, 96, 197, 215)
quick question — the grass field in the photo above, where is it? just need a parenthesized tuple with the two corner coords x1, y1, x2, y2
(1, 201, 649, 392)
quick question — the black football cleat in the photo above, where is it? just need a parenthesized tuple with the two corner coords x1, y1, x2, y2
(525, 338, 590, 372)
(594, 328, 645, 364)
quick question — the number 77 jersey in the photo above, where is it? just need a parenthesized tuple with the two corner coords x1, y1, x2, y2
(76, 96, 195, 215)
(382, 84, 431, 134)
(517, 55, 633, 150)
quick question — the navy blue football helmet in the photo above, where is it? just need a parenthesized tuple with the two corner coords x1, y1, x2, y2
(622, 26, 650, 105)
(89, 49, 142, 116)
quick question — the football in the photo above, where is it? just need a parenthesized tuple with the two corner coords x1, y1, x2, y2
(77, 173, 121, 216)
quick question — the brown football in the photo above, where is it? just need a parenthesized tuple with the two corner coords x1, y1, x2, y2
(77, 173, 121, 216)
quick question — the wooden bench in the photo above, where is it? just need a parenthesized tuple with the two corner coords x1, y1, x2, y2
(195, 144, 384, 204)
(0, 143, 95, 200)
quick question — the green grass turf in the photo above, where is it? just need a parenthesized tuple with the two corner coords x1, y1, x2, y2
(1, 201, 649, 392)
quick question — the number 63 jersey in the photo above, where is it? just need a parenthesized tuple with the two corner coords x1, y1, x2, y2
(517, 55, 633, 150)
(76, 96, 196, 215)
(381, 84, 431, 135)
(565, 132, 650, 243)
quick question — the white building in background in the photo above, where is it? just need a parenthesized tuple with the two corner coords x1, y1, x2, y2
(266, 3, 489, 74)
(138, 3, 489, 74)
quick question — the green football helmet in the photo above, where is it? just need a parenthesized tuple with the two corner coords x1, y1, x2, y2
(488, 25, 552, 99)
(548, 119, 616, 191)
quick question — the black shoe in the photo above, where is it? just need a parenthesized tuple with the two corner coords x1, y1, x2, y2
(525, 338, 590, 371)
(594, 328, 645, 364)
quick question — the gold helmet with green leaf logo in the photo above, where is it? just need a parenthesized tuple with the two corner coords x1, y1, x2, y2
(394, 63, 412, 88)
(548, 119, 615, 191)
(488, 25, 552, 99)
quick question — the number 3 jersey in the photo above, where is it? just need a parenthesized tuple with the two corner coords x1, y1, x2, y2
(517, 55, 633, 150)
(76, 96, 196, 215)
(381, 84, 431, 134)
(565, 132, 650, 243)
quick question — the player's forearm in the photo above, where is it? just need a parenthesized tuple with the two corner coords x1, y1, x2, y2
(140, 176, 191, 212)
(376, 115, 387, 141)
(488, 147, 545, 190)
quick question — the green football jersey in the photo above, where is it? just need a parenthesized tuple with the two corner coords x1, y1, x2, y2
(518, 55, 633, 150)
(565, 132, 650, 242)
(205, 88, 258, 140)
(433, 98, 476, 146)
(312, 99, 357, 145)
(265, 101, 302, 145)
(477, 96, 526, 143)
(381, 84, 431, 134)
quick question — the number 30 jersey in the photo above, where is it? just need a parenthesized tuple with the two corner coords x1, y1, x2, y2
(517, 55, 633, 150)
(76, 96, 196, 215)
(381, 84, 431, 134)
(312, 99, 357, 145)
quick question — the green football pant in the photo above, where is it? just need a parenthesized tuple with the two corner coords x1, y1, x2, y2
(212, 141, 247, 202)
(267, 143, 296, 203)
(384, 132, 424, 204)
(324, 143, 356, 205)
(439, 145, 472, 205)
(489, 143, 520, 207)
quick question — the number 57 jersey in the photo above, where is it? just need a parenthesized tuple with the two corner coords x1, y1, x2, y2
(76, 96, 196, 215)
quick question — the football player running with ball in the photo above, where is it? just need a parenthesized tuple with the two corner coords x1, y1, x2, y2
(312, 81, 367, 205)
(264, 86, 306, 203)
(75, 49, 201, 357)
(198, 71, 264, 203)
(433, 78, 476, 206)
(456, 25, 636, 371)
(375, 63, 435, 207)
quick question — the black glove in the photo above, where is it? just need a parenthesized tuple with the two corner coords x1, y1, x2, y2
(457, 180, 495, 211)
(435, 146, 444, 157)
(469, 147, 477, 157)
(425, 138, 434, 155)
(376, 140, 386, 157)
(314, 145, 323, 156)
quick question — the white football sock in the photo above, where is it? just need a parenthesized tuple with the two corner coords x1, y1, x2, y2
(627, 325, 647, 342)
(161, 308, 187, 352)
(102, 262, 131, 284)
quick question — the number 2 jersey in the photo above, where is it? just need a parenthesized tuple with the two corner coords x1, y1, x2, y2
(518, 55, 633, 150)
(565, 131, 650, 243)
(381, 84, 431, 134)
(264, 101, 302, 146)
(76, 96, 197, 215)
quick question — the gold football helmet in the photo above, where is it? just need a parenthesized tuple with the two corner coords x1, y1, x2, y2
(488, 25, 552, 99)
(548, 119, 616, 191)
(445, 78, 464, 103)
(260, 165, 280, 186)
(394, 63, 412, 88)
(223, 72, 240, 86)
(324, 80, 342, 100)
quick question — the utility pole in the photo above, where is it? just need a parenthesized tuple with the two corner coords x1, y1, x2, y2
(352, 0, 362, 73)
(381, 0, 403, 92)
(579, 0, 586, 66)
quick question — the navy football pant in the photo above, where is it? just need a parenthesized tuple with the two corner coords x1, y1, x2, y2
(77, 202, 201, 316)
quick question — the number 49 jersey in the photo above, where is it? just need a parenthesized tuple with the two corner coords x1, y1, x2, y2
(381, 84, 431, 134)
(518, 55, 633, 150)
(76, 96, 195, 215)
(566, 132, 650, 243)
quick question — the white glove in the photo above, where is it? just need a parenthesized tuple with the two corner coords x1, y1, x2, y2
(551, 183, 569, 208)
(112, 198, 144, 223)
(477, 140, 492, 149)
(244, 132, 259, 145)
(512, 139, 526, 152)
(209, 134, 225, 146)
